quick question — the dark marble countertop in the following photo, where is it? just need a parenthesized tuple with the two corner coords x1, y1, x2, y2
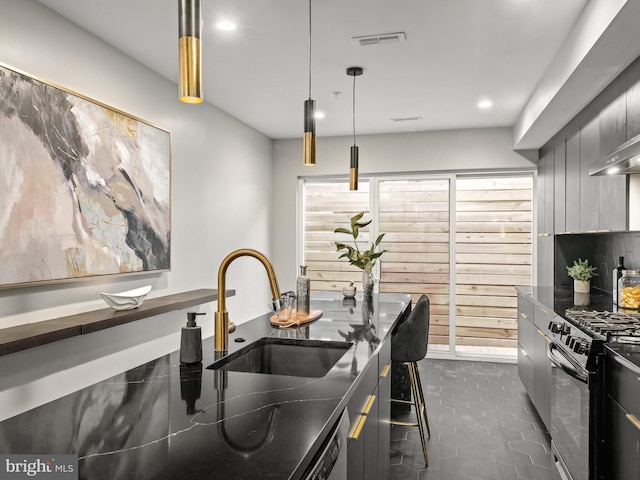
(515, 286, 614, 319)
(0, 291, 411, 480)
(517, 286, 640, 369)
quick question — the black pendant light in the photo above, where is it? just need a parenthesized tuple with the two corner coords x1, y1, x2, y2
(179, 0, 203, 104)
(347, 67, 363, 190)
(303, 0, 316, 166)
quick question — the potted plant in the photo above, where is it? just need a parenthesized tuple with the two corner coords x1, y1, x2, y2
(334, 211, 386, 298)
(566, 258, 597, 293)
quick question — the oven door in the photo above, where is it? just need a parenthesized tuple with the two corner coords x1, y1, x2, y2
(548, 341, 590, 480)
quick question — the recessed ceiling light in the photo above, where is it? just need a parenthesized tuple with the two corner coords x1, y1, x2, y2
(216, 20, 237, 31)
(477, 99, 493, 110)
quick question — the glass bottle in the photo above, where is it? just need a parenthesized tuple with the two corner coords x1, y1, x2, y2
(613, 256, 625, 305)
(296, 265, 310, 315)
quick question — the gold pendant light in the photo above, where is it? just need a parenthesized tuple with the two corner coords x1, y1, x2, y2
(179, 0, 203, 104)
(303, 0, 316, 165)
(347, 67, 363, 190)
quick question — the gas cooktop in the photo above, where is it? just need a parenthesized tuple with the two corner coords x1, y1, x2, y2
(564, 309, 640, 344)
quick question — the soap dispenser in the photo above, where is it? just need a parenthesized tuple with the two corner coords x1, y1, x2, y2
(296, 265, 310, 315)
(180, 312, 205, 364)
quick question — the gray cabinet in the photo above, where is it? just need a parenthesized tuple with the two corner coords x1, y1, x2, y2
(597, 94, 628, 232)
(347, 335, 393, 480)
(565, 131, 581, 233)
(517, 312, 535, 395)
(537, 150, 555, 235)
(517, 294, 535, 396)
(553, 140, 566, 234)
(580, 117, 600, 232)
(627, 79, 640, 140)
(600, 93, 627, 157)
(605, 351, 640, 480)
(531, 305, 552, 430)
(537, 235, 554, 288)
(516, 293, 551, 432)
(347, 359, 378, 480)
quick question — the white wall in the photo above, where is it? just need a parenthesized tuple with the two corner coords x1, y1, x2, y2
(271, 127, 535, 289)
(0, 0, 273, 420)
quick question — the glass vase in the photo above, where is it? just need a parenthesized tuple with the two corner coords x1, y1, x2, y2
(362, 269, 374, 299)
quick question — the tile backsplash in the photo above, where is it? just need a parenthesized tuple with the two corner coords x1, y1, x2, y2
(555, 232, 640, 292)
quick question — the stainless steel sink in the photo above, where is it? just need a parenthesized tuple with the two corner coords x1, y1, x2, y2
(207, 338, 352, 378)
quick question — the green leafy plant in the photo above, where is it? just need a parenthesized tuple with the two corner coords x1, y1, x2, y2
(566, 258, 598, 281)
(334, 212, 386, 273)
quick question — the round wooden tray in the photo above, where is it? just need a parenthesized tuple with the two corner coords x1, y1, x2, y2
(270, 309, 323, 327)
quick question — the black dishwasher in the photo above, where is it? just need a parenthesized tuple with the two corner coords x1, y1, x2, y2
(302, 409, 349, 480)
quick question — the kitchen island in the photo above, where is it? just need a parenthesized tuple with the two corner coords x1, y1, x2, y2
(0, 292, 411, 480)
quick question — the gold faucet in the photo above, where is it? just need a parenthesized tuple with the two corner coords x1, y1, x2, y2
(215, 249, 281, 351)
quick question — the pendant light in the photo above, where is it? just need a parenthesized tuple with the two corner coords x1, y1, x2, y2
(179, 0, 203, 104)
(347, 67, 363, 190)
(303, 0, 316, 166)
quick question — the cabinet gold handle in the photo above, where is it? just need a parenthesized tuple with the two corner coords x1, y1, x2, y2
(349, 414, 368, 439)
(521, 347, 528, 357)
(538, 330, 552, 343)
(363, 395, 376, 415)
(381, 364, 391, 378)
(541, 308, 548, 314)
(520, 313, 527, 319)
(627, 414, 640, 431)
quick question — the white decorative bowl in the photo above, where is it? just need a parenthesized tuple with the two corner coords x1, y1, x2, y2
(101, 285, 152, 311)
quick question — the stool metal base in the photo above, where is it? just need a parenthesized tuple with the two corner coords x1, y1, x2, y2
(390, 361, 430, 466)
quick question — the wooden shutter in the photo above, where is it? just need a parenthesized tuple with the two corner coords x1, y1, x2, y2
(303, 181, 370, 291)
(455, 176, 533, 350)
(378, 178, 451, 345)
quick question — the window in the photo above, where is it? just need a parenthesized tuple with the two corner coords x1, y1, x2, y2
(301, 173, 532, 360)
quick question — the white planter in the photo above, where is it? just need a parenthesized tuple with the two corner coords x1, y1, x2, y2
(573, 280, 590, 294)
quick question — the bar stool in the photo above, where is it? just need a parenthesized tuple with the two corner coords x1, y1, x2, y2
(391, 294, 431, 466)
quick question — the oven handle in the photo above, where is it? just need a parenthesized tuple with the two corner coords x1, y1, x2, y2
(548, 342, 588, 383)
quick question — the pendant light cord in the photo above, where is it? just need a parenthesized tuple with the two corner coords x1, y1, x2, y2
(352, 73, 357, 145)
(308, 0, 312, 99)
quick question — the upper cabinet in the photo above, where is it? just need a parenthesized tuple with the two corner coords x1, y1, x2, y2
(580, 116, 600, 232)
(626, 80, 640, 140)
(597, 92, 628, 232)
(541, 85, 632, 235)
(600, 93, 627, 157)
(553, 140, 566, 234)
(565, 131, 581, 233)
(538, 150, 555, 235)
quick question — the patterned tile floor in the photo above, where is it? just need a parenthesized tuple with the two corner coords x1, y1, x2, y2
(390, 359, 553, 480)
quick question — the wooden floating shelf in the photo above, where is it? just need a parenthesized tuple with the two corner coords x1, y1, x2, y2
(0, 289, 234, 357)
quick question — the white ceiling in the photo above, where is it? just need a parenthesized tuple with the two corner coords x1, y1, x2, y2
(37, 0, 593, 143)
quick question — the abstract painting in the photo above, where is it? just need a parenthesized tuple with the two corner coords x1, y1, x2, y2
(0, 63, 171, 288)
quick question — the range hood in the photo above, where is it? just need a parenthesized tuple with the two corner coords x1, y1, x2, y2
(589, 133, 640, 175)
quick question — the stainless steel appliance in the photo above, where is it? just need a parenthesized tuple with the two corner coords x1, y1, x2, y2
(303, 409, 349, 480)
(547, 309, 640, 480)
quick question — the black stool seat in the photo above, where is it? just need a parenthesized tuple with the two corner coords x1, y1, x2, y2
(390, 294, 431, 466)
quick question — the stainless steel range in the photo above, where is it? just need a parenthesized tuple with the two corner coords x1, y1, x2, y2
(566, 310, 640, 343)
(545, 308, 640, 480)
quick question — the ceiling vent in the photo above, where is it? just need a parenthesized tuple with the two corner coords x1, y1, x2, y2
(352, 32, 406, 47)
